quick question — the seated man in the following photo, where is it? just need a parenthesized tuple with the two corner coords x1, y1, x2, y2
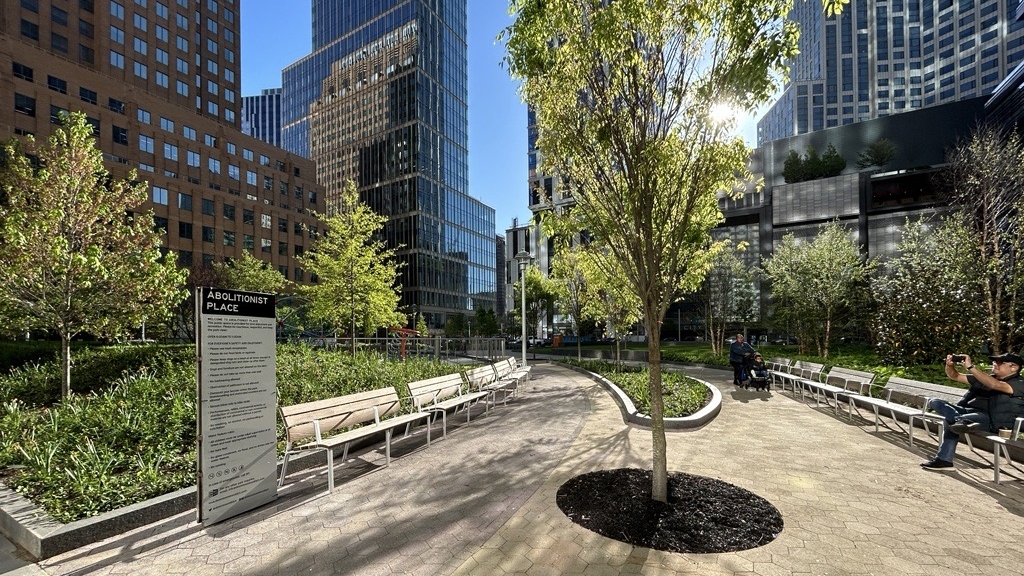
(921, 352, 1024, 470)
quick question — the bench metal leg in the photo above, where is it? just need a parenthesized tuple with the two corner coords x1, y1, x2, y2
(994, 444, 1002, 484)
(327, 447, 334, 494)
(278, 443, 292, 488)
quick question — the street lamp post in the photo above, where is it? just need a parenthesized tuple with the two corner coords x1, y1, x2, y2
(515, 251, 532, 367)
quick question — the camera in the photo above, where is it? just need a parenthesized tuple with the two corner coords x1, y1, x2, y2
(951, 354, 966, 363)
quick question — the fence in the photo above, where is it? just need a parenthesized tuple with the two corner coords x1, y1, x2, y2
(307, 336, 508, 362)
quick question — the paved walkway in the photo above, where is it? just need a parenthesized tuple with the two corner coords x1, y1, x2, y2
(9, 362, 1024, 575)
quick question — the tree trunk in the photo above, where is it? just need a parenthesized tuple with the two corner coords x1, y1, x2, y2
(647, 321, 668, 503)
(577, 335, 581, 362)
(60, 335, 71, 399)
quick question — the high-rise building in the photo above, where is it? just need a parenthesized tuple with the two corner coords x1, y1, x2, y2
(757, 0, 1024, 143)
(2, 0, 324, 285)
(241, 88, 282, 147)
(283, 0, 497, 330)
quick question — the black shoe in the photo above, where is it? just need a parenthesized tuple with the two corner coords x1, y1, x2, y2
(949, 420, 981, 434)
(920, 458, 955, 470)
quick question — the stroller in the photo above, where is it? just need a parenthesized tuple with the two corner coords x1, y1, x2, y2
(745, 354, 770, 391)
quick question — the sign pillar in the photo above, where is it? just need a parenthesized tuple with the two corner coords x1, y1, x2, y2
(196, 287, 278, 525)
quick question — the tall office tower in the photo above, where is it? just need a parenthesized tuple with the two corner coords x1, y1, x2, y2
(285, 0, 497, 330)
(241, 88, 282, 147)
(2, 0, 324, 286)
(757, 0, 1024, 144)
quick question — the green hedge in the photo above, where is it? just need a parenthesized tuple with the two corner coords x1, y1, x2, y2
(0, 344, 459, 523)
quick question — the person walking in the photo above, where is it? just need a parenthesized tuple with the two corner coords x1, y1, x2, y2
(920, 352, 1024, 470)
(729, 333, 757, 387)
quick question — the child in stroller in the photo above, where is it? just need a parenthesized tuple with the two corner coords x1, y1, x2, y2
(746, 353, 770, 391)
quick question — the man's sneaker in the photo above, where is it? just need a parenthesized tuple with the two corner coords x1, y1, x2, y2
(920, 458, 955, 470)
(949, 420, 982, 434)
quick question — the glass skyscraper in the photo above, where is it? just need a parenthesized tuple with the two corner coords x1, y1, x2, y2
(758, 0, 1024, 143)
(282, 0, 496, 330)
(241, 88, 282, 147)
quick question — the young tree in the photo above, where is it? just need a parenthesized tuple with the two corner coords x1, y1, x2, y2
(583, 250, 643, 367)
(821, 143, 847, 177)
(857, 138, 897, 170)
(550, 241, 595, 361)
(214, 252, 290, 294)
(762, 222, 875, 358)
(514, 265, 558, 344)
(703, 248, 759, 357)
(873, 217, 985, 365)
(299, 180, 405, 352)
(505, 0, 799, 501)
(938, 125, 1024, 354)
(0, 112, 186, 398)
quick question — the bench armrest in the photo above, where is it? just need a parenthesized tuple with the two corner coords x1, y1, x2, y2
(1014, 417, 1024, 439)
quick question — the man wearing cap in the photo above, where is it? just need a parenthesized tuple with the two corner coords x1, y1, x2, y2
(921, 352, 1024, 470)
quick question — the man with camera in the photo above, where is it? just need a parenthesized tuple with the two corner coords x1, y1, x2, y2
(921, 352, 1024, 470)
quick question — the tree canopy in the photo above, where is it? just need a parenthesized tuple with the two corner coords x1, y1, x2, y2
(937, 125, 1024, 354)
(762, 222, 875, 358)
(299, 180, 405, 351)
(504, 0, 800, 501)
(857, 138, 897, 170)
(214, 252, 290, 295)
(0, 112, 187, 397)
(873, 217, 985, 365)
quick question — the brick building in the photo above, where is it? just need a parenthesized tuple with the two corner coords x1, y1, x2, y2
(2, 0, 324, 282)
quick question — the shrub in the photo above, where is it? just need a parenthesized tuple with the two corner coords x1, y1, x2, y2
(560, 359, 709, 417)
(0, 344, 462, 523)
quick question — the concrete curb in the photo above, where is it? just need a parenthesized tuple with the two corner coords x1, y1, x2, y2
(559, 363, 722, 430)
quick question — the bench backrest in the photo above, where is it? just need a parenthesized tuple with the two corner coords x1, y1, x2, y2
(280, 387, 402, 444)
(494, 357, 518, 379)
(407, 373, 465, 410)
(884, 376, 965, 407)
(825, 366, 877, 394)
(464, 364, 497, 390)
(769, 358, 791, 372)
(792, 361, 826, 382)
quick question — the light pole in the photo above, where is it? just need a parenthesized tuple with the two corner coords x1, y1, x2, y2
(515, 251, 532, 367)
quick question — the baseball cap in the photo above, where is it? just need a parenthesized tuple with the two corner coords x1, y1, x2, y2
(989, 352, 1024, 366)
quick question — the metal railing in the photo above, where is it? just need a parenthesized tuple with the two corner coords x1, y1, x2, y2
(306, 336, 508, 362)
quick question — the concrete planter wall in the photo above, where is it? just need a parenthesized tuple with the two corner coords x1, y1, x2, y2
(560, 363, 721, 430)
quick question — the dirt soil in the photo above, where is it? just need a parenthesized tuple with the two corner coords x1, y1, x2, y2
(556, 468, 784, 553)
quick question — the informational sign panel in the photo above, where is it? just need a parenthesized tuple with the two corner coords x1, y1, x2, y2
(196, 287, 278, 525)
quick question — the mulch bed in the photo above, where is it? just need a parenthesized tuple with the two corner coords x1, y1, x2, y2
(556, 468, 783, 553)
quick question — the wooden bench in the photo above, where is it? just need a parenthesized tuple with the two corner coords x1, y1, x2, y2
(802, 366, 876, 415)
(407, 372, 491, 439)
(847, 376, 964, 446)
(278, 387, 434, 493)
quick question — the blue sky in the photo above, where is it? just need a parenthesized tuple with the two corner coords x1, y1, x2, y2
(240, 2, 762, 235)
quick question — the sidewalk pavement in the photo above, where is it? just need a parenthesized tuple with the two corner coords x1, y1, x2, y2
(8, 362, 1024, 575)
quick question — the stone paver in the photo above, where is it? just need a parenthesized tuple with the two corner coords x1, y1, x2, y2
(6, 360, 1024, 575)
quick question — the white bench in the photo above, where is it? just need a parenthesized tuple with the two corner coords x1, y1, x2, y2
(774, 360, 826, 393)
(408, 373, 491, 439)
(847, 376, 964, 446)
(278, 387, 434, 493)
(768, 358, 791, 389)
(802, 366, 876, 415)
(983, 417, 1024, 483)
